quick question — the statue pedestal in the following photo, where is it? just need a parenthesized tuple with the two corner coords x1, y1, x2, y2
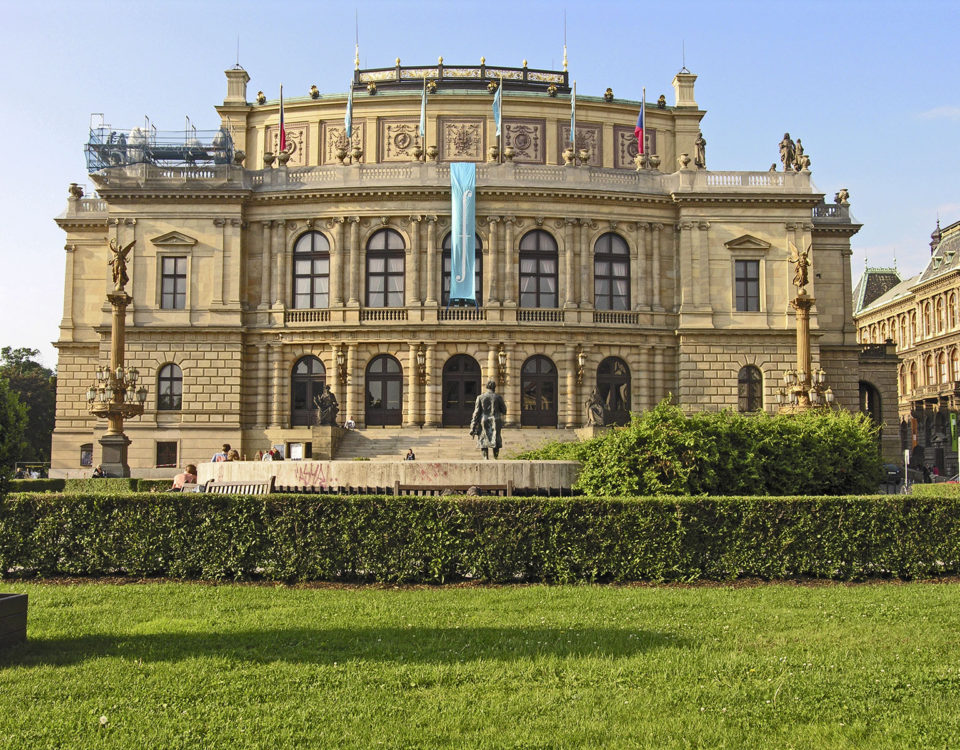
(311, 425, 346, 460)
(99, 433, 132, 477)
(576, 425, 610, 441)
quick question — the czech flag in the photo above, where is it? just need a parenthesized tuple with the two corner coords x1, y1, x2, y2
(279, 85, 287, 152)
(634, 99, 644, 155)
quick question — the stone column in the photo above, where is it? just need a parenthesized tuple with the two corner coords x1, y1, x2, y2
(425, 216, 438, 306)
(347, 343, 359, 426)
(258, 343, 269, 427)
(228, 219, 242, 305)
(330, 217, 345, 306)
(282, 222, 294, 309)
(694, 221, 710, 309)
(503, 216, 516, 305)
(486, 216, 500, 306)
(212, 218, 226, 306)
(269, 340, 282, 428)
(487, 347, 498, 390)
(259, 221, 272, 309)
(503, 343, 519, 427)
(651, 223, 664, 311)
(405, 343, 418, 426)
(579, 220, 594, 308)
(347, 217, 361, 307)
(424, 343, 439, 426)
(565, 343, 577, 428)
(677, 222, 694, 312)
(652, 345, 663, 405)
(272, 220, 286, 309)
(407, 216, 422, 306)
(563, 218, 578, 308)
(638, 345, 651, 411)
(60, 244, 76, 331)
(635, 222, 648, 310)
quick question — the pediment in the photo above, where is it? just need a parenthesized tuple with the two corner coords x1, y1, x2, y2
(151, 231, 197, 247)
(724, 234, 771, 253)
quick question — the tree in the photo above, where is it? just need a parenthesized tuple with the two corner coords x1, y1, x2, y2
(0, 347, 56, 463)
(0, 376, 28, 492)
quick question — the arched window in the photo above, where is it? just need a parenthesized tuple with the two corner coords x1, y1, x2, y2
(518, 230, 558, 308)
(909, 311, 917, 345)
(594, 233, 630, 310)
(292, 231, 330, 309)
(926, 355, 935, 385)
(738, 365, 763, 412)
(80, 443, 93, 467)
(291, 356, 325, 426)
(923, 302, 932, 337)
(366, 228, 405, 307)
(910, 362, 918, 391)
(366, 354, 403, 426)
(880, 322, 887, 341)
(950, 293, 958, 329)
(940, 352, 949, 384)
(441, 232, 483, 305)
(520, 355, 558, 426)
(597, 357, 631, 425)
(157, 364, 182, 411)
(953, 349, 960, 382)
(900, 317, 907, 349)
(937, 298, 945, 333)
(898, 365, 906, 396)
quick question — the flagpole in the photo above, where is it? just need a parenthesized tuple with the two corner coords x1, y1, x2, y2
(499, 76, 503, 164)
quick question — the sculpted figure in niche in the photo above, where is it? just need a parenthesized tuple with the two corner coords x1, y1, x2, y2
(779, 133, 796, 172)
(470, 379, 507, 459)
(314, 384, 340, 426)
(108, 238, 134, 291)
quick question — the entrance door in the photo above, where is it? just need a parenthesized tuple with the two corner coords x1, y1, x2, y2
(521, 355, 558, 427)
(291, 356, 326, 427)
(597, 357, 631, 426)
(366, 355, 403, 426)
(442, 354, 482, 426)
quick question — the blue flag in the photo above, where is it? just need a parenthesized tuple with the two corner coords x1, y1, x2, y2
(492, 79, 502, 136)
(419, 77, 426, 138)
(570, 80, 576, 144)
(449, 162, 477, 303)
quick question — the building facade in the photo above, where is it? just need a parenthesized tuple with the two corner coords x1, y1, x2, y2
(855, 219, 960, 474)
(51, 61, 889, 475)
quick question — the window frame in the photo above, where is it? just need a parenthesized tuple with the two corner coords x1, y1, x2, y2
(365, 228, 406, 308)
(593, 232, 630, 311)
(734, 259, 761, 312)
(155, 441, 178, 468)
(441, 232, 483, 306)
(737, 365, 763, 412)
(160, 255, 187, 310)
(292, 231, 331, 310)
(518, 230, 559, 309)
(157, 363, 183, 411)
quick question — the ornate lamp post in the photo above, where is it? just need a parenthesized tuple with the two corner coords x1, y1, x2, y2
(85, 238, 147, 476)
(778, 242, 833, 412)
(496, 343, 507, 387)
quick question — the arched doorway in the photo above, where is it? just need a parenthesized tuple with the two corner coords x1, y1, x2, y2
(597, 357, 631, 425)
(366, 355, 403, 426)
(442, 354, 482, 426)
(521, 355, 558, 426)
(291, 356, 325, 426)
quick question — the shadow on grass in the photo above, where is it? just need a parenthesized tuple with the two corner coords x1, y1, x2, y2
(1, 626, 682, 667)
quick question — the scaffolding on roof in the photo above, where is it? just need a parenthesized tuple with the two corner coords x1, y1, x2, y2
(85, 119, 234, 171)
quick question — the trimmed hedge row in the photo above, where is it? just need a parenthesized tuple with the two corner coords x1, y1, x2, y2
(912, 482, 960, 497)
(8, 478, 172, 494)
(3, 492, 960, 583)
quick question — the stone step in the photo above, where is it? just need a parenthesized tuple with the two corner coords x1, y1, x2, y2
(334, 427, 578, 461)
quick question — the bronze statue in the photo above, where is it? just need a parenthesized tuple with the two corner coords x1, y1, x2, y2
(314, 384, 340, 426)
(694, 131, 706, 169)
(469, 379, 507, 459)
(789, 242, 811, 291)
(108, 238, 134, 291)
(585, 387, 606, 427)
(779, 133, 796, 172)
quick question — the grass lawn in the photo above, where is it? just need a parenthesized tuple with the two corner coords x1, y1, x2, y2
(1, 581, 959, 749)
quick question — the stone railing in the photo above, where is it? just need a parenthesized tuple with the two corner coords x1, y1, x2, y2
(285, 309, 331, 324)
(360, 308, 408, 322)
(517, 309, 565, 323)
(438, 307, 486, 321)
(812, 202, 852, 223)
(593, 310, 640, 325)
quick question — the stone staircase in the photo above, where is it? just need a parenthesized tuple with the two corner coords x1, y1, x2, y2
(334, 426, 580, 461)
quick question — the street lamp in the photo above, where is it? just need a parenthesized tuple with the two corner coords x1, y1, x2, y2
(416, 343, 427, 385)
(335, 344, 347, 385)
(497, 343, 507, 386)
(576, 345, 586, 386)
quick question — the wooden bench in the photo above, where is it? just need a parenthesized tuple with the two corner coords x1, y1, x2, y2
(204, 476, 276, 495)
(394, 480, 513, 497)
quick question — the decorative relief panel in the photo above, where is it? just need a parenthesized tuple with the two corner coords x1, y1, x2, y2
(266, 124, 308, 167)
(439, 117, 485, 162)
(557, 122, 601, 164)
(379, 118, 422, 162)
(503, 118, 545, 164)
(614, 126, 657, 169)
(321, 121, 365, 164)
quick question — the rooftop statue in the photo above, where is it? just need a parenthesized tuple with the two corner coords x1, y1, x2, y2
(779, 133, 796, 172)
(695, 131, 706, 169)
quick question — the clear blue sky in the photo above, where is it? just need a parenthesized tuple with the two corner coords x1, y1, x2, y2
(2, 0, 957, 369)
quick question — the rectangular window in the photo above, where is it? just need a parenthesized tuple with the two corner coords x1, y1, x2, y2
(156, 441, 178, 468)
(161, 257, 187, 309)
(735, 260, 760, 312)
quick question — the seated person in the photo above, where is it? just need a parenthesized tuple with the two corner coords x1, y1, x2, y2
(405, 448, 416, 461)
(172, 464, 198, 490)
(226, 449, 241, 461)
(91, 465, 105, 478)
(344, 415, 357, 429)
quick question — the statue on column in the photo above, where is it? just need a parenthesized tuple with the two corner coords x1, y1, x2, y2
(779, 133, 796, 172)
(470, 379, 507, 459)
(789, 242, 811, 292)
(314, 384, 340, 426)
(108, 238, 134, 291)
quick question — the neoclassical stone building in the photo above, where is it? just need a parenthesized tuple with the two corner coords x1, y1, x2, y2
(51, 60, 893, 474)
(855, 218, 960, 474)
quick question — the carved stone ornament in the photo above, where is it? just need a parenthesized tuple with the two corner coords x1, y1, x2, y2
(380, 119, 422, 162)
(267, 124, 307, 167)
(439, 117, 484, 162)
(323, 122, 364, 164)
(558, 122, 601, 165)
(678, 152, 692, 169)
(68, 182, 84, 199)
(503, 119, 545, 164)
(614, 126, 656, 169)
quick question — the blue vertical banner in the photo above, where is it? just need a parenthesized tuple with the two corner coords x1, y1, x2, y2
(449, 162, 477, 304)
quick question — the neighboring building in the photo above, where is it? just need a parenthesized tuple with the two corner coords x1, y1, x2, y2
(855, 219, 960, 474)
(51, 60, 891, 475)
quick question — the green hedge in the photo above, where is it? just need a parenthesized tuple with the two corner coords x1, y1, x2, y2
(9, 478, 65, 493)
(3, 493, 959, 583)
(63, 478, 140, 494)
(911, 483, 960, 497)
